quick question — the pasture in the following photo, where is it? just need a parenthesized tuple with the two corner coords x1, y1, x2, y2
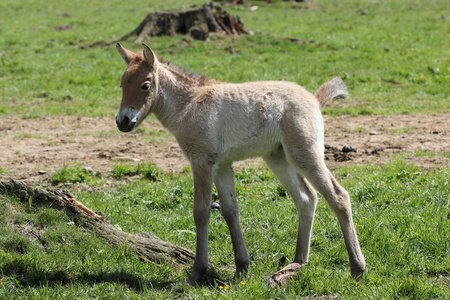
(0, 0, 449, 299)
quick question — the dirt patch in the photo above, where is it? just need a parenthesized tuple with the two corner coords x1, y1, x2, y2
(0, 114, 448, 185)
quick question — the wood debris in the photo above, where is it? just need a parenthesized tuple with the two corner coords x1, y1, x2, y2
(81, 3, 247, 49)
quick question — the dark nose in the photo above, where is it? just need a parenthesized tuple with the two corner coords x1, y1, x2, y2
(116, 115, 137, 132)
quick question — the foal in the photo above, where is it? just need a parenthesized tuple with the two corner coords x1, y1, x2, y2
(115, 43, 366, 284)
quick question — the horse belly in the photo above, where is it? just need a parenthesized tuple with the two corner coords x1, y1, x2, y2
(217, 126, 281, 164)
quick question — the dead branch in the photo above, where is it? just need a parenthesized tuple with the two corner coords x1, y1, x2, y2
(0, 180, 195, 264)
(269, 262, 306, 287)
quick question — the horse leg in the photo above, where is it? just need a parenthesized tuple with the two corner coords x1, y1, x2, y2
(187, 154, 214, 285)
(282, 121, 366, 279)
(214, 164, 250, 277)
(264, 147, 318, 264)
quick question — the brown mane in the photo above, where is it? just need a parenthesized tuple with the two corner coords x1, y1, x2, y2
(162, 60, 219, 87)
(132, 51, 219, 86)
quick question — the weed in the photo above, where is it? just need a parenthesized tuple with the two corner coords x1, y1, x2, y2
(135, 163, 163, 181)
(50, 164, 100, 185)
(13, 133, 47, 139)
(111, 164, 134, 178)
(111, 163, 163, 181)
(440, 152, 450, 158)
(380, 125, 415, 133)
(414, 149, 435, 157)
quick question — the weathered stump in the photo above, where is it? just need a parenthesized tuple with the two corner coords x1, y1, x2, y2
(81, 3, 247, 49)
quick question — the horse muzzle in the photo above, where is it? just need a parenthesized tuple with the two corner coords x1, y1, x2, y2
(116, 108, 139, 132)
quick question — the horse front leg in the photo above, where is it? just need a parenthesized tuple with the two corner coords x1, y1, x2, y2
(187, 155, 214, 285)
(214, 164, 250, 277)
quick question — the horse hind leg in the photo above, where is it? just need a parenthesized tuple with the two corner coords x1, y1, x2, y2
(281, 122, 366, 279)
(309, 167, 365, 279)
(288, 158, 365, 278)
(263, 147, 318, 265)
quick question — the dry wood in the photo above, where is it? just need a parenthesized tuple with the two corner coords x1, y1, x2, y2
(0, 180, 195, 264)
(269, 262, 306, 287)
(81, 3, 247, 49)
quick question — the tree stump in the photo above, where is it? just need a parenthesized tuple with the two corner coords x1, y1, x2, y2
(81, 3, 247, 49)
(0, 180, 195, 264)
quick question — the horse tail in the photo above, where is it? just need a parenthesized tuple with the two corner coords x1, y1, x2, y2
(315, 76, 348, 108)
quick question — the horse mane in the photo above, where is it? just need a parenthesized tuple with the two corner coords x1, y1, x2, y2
(132, 51, 218, 86)
(160, 59, 219, 86)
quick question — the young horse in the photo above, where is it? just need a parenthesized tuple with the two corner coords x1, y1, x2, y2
(115, 43, 366, 284)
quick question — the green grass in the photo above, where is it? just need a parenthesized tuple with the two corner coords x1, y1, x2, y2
(414, 149, 435, 157)
(0, 0, 449, 117)
(50, 163, 102, 185)
(111, 163, 163, 181)
(50, 162, 163, 184)
(1, 0, 449, 298)
(1, 160, 449, 299)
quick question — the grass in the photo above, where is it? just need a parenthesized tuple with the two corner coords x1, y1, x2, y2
(111, 163, 163, 181)
(49, 162, 164, 184)
(0, 0, 449, 298)
(50, 163, 102, 185)
(1, 160, 449, 299)
(13, 133, 48, 139)
(381, 125, 415, 134)
(414, 149, 435, 157)
(0, 0, 449, 117)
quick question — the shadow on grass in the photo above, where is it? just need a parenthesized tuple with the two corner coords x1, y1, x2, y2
(79, 270, 176, 290)
(3, 260, 229, 292)
(191, 267, 231, 289)
(3, 263, 175, 291)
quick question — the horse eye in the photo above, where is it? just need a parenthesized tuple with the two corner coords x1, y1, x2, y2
(141, 82, 151, 91)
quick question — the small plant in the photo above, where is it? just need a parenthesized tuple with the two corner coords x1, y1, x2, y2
(13, 133, 47, 139)
(440, 152, 450, 158)
(50, 164, 100, 185)
(135, 163, 163, 181)
(276, 184, 287, 197)
(111, 163, 163, 181)
(380, 126, 415, 134)
(181, 165, 191, 173)
(111, 164, 134, 178)
(236, 167, 274, 184)
(414, 149, 435, 157)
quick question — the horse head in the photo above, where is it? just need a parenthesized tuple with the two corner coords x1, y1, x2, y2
(115, 43, 159, 132)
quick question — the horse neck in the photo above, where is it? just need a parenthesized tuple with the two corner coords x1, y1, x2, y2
(152, 65, 193, 132)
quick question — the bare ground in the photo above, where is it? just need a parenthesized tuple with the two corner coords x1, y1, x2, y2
(0, 114, 448, 185)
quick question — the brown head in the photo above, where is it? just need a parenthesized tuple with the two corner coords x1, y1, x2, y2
(116, 43, 159, 132)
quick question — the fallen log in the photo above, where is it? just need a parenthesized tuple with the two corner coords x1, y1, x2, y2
(0, 180, 195, 264)
(81, 3, 247, 49)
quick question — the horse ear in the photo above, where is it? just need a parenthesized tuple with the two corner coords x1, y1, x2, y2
(142, 44, 158, 69)
(116, 43, 135, 65)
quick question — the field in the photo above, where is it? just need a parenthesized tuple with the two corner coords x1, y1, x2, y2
(0, 0, 449, 299)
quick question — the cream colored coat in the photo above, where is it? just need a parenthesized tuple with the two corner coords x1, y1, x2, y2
(115, 43, 365, 285)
